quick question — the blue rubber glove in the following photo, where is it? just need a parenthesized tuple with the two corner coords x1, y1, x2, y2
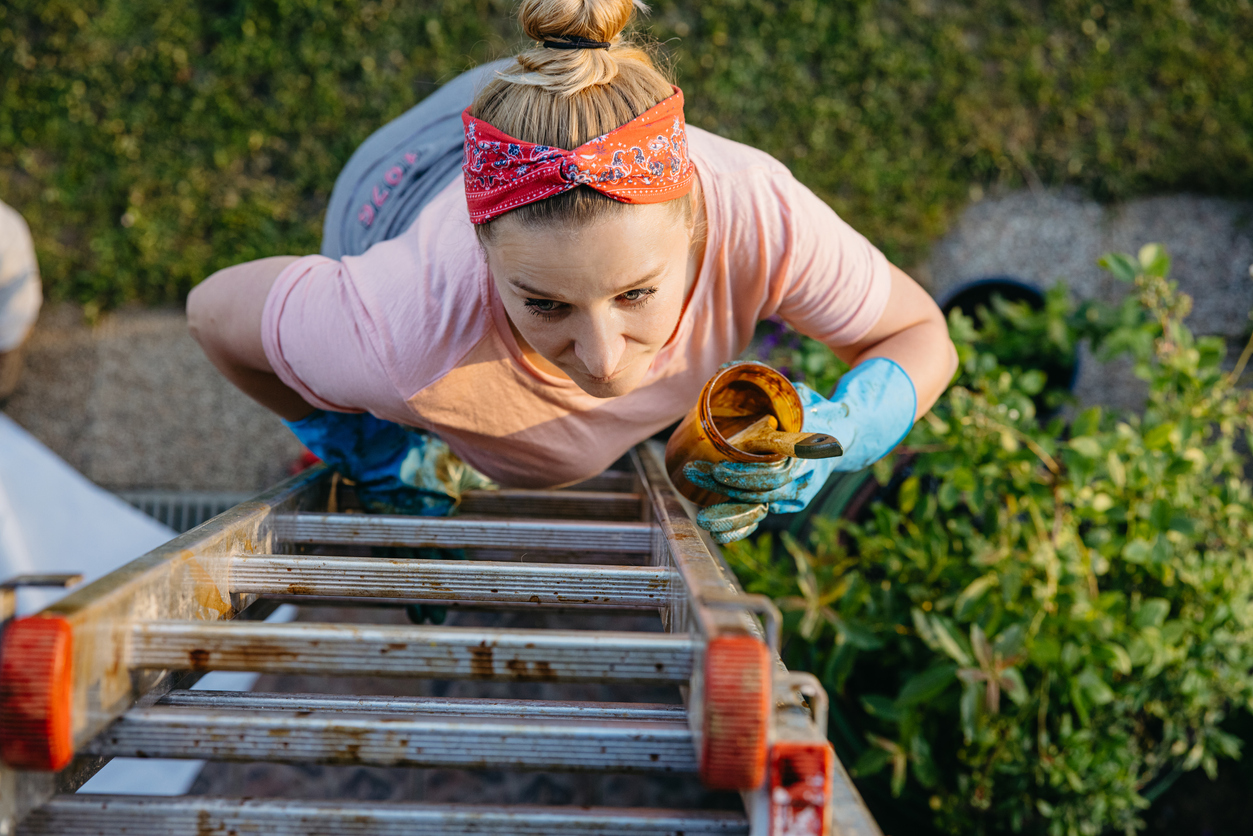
(684, 358, 917, 544)
(283, 410, 483, 516)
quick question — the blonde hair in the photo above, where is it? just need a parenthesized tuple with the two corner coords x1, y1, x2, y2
(471, 0, 688, 237)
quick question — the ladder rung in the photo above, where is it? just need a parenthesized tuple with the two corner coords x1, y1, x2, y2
(130, 621, 694, 683)
(88, 704, 697, 772)
(160, 690, 688, 722)
(275, 513, 654, 552)
(21, 797, 749, 835)
(87, 705, 697, 772)
(459, 489, 644, 520)
(230, 555, 673, 608)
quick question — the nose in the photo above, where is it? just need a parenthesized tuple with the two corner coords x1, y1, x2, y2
(573, 311, 626, 380)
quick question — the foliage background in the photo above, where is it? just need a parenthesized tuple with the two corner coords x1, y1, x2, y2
(3, 0, 1253, 310)
(730, 250, 1253, 835)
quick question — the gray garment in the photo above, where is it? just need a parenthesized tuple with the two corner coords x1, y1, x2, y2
(321, 60, 513, 259)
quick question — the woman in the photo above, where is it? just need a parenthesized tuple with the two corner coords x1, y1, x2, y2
(188, 0, 957, 545)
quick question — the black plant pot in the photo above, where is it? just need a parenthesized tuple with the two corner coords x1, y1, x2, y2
(937, 275, 1080, 397)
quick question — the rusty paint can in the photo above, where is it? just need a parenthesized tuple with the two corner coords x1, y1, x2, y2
(664, 362, 804, 506)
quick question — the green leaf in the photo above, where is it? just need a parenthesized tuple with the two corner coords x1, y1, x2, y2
(1031, 635, 1061, 665)
(1138, 243, 1171, 278)
(898, 476, 920, 515)
(910, 734, 941, 788)
(851, 745, 892, 777)
(1150, 498, 1171, 530)
(993, 623, 1027, 657)
(1143, 423, 1177, 450)
(861, 694, 903, 723)
(1135, 598, 1171, 629)
(1107, 451, 1127, 489)
(950, 467, 976, 492)
(931, 618, 974, 666)
(1128, 637, 1154, 667)
(872, 455, 895, 487)
(1122, 538, 1153, 564)
(1018, 369, 1047, 395)
(912, 608, 941, 650)
(1098, 252, 1140, 283)
(960, 683, 979, 743)
(938, 482, 960, 510)
(1002, 667, 1029, 705)
(891, 750, 908, 797)
(896, 664, 959, 707)
(1151, 536, 1172, 564)
(1104, 642, 1133, 675)
(1078, 667, 1115, 706)
(1072, 406, 1103, 437)
(954, 573, 997, 618)
(1067, 436, 1103, 459)
(837, 619, 885, 651)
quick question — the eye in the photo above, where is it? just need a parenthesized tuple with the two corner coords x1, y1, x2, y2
(524, 298, 565, 317)
(620, 287, 658, 304)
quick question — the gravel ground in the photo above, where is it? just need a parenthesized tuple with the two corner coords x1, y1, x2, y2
(921, 188, 1253, 413)
(1, 303, 303, 491)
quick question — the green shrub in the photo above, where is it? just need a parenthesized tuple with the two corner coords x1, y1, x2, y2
(3, 1, 1252, 308)
(728, 247, 1253, 835)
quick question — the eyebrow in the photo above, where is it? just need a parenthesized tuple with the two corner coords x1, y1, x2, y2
(510, 266, 667, 301)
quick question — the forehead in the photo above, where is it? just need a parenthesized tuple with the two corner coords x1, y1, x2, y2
(483, 204, 690, 296)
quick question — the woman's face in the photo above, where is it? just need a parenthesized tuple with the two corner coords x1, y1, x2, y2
(484, 201, 698, 399)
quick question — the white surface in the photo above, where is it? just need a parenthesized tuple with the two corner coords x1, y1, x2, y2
(0, 201, 42, 352)
(0, 412, 173, 613)
(0, 411, 296, 795)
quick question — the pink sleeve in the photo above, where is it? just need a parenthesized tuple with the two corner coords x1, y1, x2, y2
(261, 254, 398, 414)
(772, 177, 892, 347)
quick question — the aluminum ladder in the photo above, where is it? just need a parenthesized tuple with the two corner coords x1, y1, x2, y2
(0, 443, 881, 835)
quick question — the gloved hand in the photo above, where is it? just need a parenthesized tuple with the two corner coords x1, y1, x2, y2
(684, 357, 917, 544)
(283, 410, 493, 515)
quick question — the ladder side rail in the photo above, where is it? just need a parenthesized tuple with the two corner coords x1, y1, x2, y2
(632, 444, 777, 797)
(633, 443, 882, 835)
(0, 467, 332, 833)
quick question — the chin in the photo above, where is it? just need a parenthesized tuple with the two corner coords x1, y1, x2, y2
(576, 372, 646, 399)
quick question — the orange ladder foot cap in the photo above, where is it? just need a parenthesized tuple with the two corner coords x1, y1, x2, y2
(0, 615, 74, 770)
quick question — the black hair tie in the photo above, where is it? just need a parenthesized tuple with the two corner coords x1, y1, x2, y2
(543, 36, 611, 50)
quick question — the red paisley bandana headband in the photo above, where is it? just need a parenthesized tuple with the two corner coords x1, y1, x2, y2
(461, 87, 695, 224)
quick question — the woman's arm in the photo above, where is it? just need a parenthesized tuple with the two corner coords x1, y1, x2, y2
(186, 256, 316, 421)
(829, 264, 958, 419)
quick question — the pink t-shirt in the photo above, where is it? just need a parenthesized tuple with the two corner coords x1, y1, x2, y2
(263, 127, 891, 488)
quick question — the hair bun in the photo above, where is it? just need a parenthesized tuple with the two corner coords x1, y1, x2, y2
(518, 0, 643, 48)
(470, 0, 680, 229)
